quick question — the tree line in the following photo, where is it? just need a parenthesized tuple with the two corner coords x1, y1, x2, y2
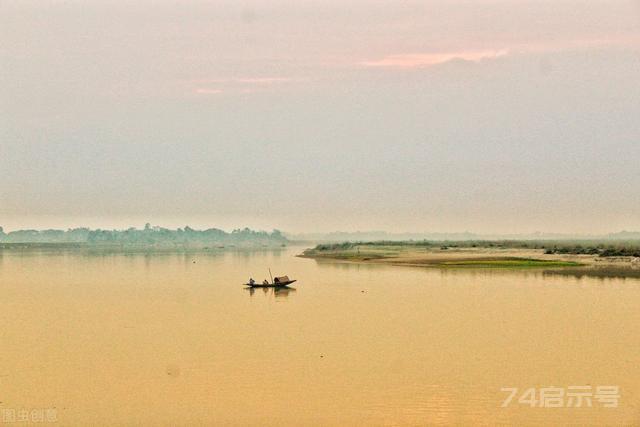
(0, 224, 287, 247)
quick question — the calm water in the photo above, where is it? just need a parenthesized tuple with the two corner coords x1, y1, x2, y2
(1, 246, 639, 426)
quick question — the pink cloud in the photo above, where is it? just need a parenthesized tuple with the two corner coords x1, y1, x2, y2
(187, 77, 295, 96)
(362, 49, 509, 69)
(234, 77, 291, 84)
(362, 35, 640, 70)
(195, 88, 223, 95)
(190, 77, 292, 85)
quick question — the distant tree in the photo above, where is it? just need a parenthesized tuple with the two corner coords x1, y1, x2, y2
(0, 225, 289, 247)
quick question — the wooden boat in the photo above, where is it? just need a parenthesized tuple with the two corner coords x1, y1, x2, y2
(244, 279, 296, 288)
(244, 274, 296, 288)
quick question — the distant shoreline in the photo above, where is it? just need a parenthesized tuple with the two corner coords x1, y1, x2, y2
(0, 224, 288, 249)
(0, 242, 287, 252)
(300, 242, 640, 270)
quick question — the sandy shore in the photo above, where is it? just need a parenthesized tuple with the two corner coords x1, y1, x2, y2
(300, 245, 640, 269)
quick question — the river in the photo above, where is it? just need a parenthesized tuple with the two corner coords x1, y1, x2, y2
(1, 246, 638, 425)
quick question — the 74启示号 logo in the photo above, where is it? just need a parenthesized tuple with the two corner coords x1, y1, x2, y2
(500, 386, 619, 408)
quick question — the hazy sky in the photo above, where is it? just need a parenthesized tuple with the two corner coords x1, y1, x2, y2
(1, 0, 639, 233)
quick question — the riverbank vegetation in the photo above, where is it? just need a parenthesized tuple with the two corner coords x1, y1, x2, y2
(300, 240, 640, 269)
(308, 240, 640, 258)
(0, 224, 287, 249)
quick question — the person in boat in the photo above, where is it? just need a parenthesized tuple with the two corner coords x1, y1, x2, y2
(249, 278, 255, 285)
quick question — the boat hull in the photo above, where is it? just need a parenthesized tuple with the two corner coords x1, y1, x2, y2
(244, 280, 297, 288)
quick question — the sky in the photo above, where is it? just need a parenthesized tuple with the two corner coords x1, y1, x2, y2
(1, 0, 639, 233)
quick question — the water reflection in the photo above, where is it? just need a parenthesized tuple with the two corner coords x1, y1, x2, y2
(312, 258, 640, 283)
(311, 257, 387, 272)
(543, 267, 640, 280)
(245, 286, 296, 298)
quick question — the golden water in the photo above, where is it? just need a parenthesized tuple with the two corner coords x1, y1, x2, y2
(1, 247, 639, 425)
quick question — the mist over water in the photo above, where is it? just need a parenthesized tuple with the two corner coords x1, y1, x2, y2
(2, 2, 640, 424)
(1, 246, 639, 425)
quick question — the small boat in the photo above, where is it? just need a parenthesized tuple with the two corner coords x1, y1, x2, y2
(244, 272, 297, 288)
(244, 280, 297, 288)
